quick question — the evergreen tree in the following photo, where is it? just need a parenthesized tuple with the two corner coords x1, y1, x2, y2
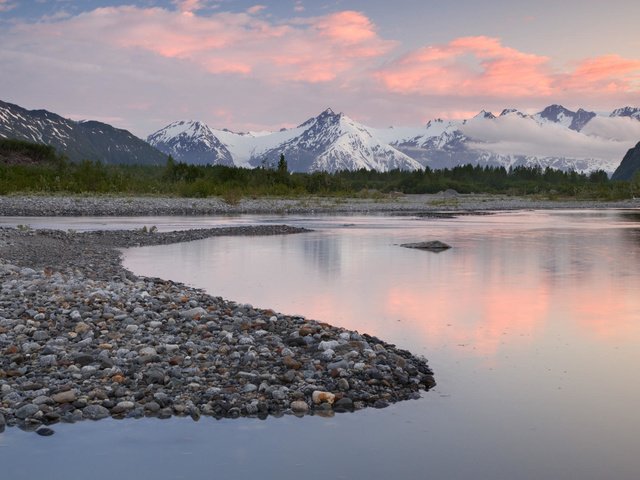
(277, 153, 288, 174)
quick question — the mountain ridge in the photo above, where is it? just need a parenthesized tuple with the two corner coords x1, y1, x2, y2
(0, 100, 166, 165)
(148, 103, 639, 174)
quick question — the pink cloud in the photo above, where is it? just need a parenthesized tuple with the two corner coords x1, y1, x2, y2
(24, 7, 393, 85)
(2, 6, 638, 135)
(376, 36, 554, 97)
(376, 36, 640, 101)
(558, 54, 640, 93)
(314, 10, 377, 43)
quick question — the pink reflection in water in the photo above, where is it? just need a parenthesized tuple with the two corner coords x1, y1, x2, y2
(123, 211, 640, 360)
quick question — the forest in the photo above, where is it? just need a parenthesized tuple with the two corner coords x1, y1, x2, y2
(1, 139, 637, 201)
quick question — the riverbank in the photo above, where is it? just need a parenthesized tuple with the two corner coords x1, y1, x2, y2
(1, 193, 639, 217)
(0, 226, 435, 434)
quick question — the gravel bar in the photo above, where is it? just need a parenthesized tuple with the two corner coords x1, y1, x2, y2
(0, 225, 436, 434)
(1, 193, 639, 217)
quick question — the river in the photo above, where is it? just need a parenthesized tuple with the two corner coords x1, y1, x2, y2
(2, 210, 639, 479)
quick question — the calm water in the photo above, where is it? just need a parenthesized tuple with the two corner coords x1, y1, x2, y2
(2, 210, 640, 479)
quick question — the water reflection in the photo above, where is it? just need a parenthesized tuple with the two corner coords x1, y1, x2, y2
(122, 210, 640, 356)
(300, 234, 342, 275)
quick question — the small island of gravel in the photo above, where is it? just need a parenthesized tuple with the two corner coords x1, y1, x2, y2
(0, 225, 435, 433)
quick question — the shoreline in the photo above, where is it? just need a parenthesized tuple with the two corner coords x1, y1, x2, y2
(1, 193, 639, 217)
(0, 225, 435, 434)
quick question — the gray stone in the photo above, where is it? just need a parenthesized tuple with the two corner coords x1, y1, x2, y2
(32, 330, 49, 341)
(242, 384, 258, 393)
(144, 368, 166, 385)
(39, 354, 57, 367)
(373, 399, 389, 409)
(112, 401, 135, 414)
(83, 404, 110, 420)
(334, 397, 354, 411)
(144, 401, 161, 412)
(181, 307, 207, 320)
(327, 359, 349, 371)
(15, 404, 40, 419)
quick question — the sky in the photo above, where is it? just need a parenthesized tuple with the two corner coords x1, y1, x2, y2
(0, 0, 639, 137)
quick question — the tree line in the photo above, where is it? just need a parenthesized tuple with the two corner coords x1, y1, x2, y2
(1, 139, 638, 200)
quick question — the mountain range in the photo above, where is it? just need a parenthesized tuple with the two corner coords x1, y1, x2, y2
(1, 98, 639, 175)
(148, 104, 640, 174)
(0, 100, 166, 165)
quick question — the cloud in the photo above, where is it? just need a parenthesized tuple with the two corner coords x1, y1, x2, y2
(376, 36, 553, 97)
(0, 5, 638, 138)
(375, 36, 640, 103)
(246, 5, 266, 15)
(172, 0, 205, 13)
(581, 116, 640, 142)
(558, 55, 640, 93)
(0, 0, 17, 13)
(461, 115, 635, 165)
(12, 6, 394, 85)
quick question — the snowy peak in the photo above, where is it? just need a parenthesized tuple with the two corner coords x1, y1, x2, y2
(538, 104, 574, 123)
(150, 109, 423, 173)
(535, 104, 596, 131)
(499, 108, 530, 119)
(254, 109, 423, 172)
(474, 110, 496, 120)
(610, 107, 640, 120)
(148, 104, 635, 175)
(298, 108, 341, 129)
(147, 120, 233, 166)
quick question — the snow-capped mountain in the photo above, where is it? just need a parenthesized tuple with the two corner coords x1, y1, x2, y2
(250, 109, 422, 172)
(149, 109, 423, 173)
(533, 104, 596, 131)
(376, 104, 639, 174)
(147, 120, 233, 166)
(149, 104, 639, 175)
(0, 100, 166, 165)
(610, 107, 640, 121)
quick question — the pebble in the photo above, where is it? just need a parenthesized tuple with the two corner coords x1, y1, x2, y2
(0, 224, 435, 430)
(83, 405, 110, 420)
(15, 404, 40, 419)
(52, 391, 76, 404)
(290, 401, 309, 413)
(312, 391, 336, 405)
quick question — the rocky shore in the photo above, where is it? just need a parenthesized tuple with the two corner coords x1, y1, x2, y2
(1, 193, 639, 217)
(0, 226, 435, 434)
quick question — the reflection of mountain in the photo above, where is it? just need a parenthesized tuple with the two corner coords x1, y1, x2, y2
(124, 213, 640, 354)
(299, 235, 342, 276)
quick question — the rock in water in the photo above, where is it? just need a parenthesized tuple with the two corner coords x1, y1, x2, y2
(36, 427, 55, 436)
(400, 240, 451, 252)
(290, 401, 309, 413)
